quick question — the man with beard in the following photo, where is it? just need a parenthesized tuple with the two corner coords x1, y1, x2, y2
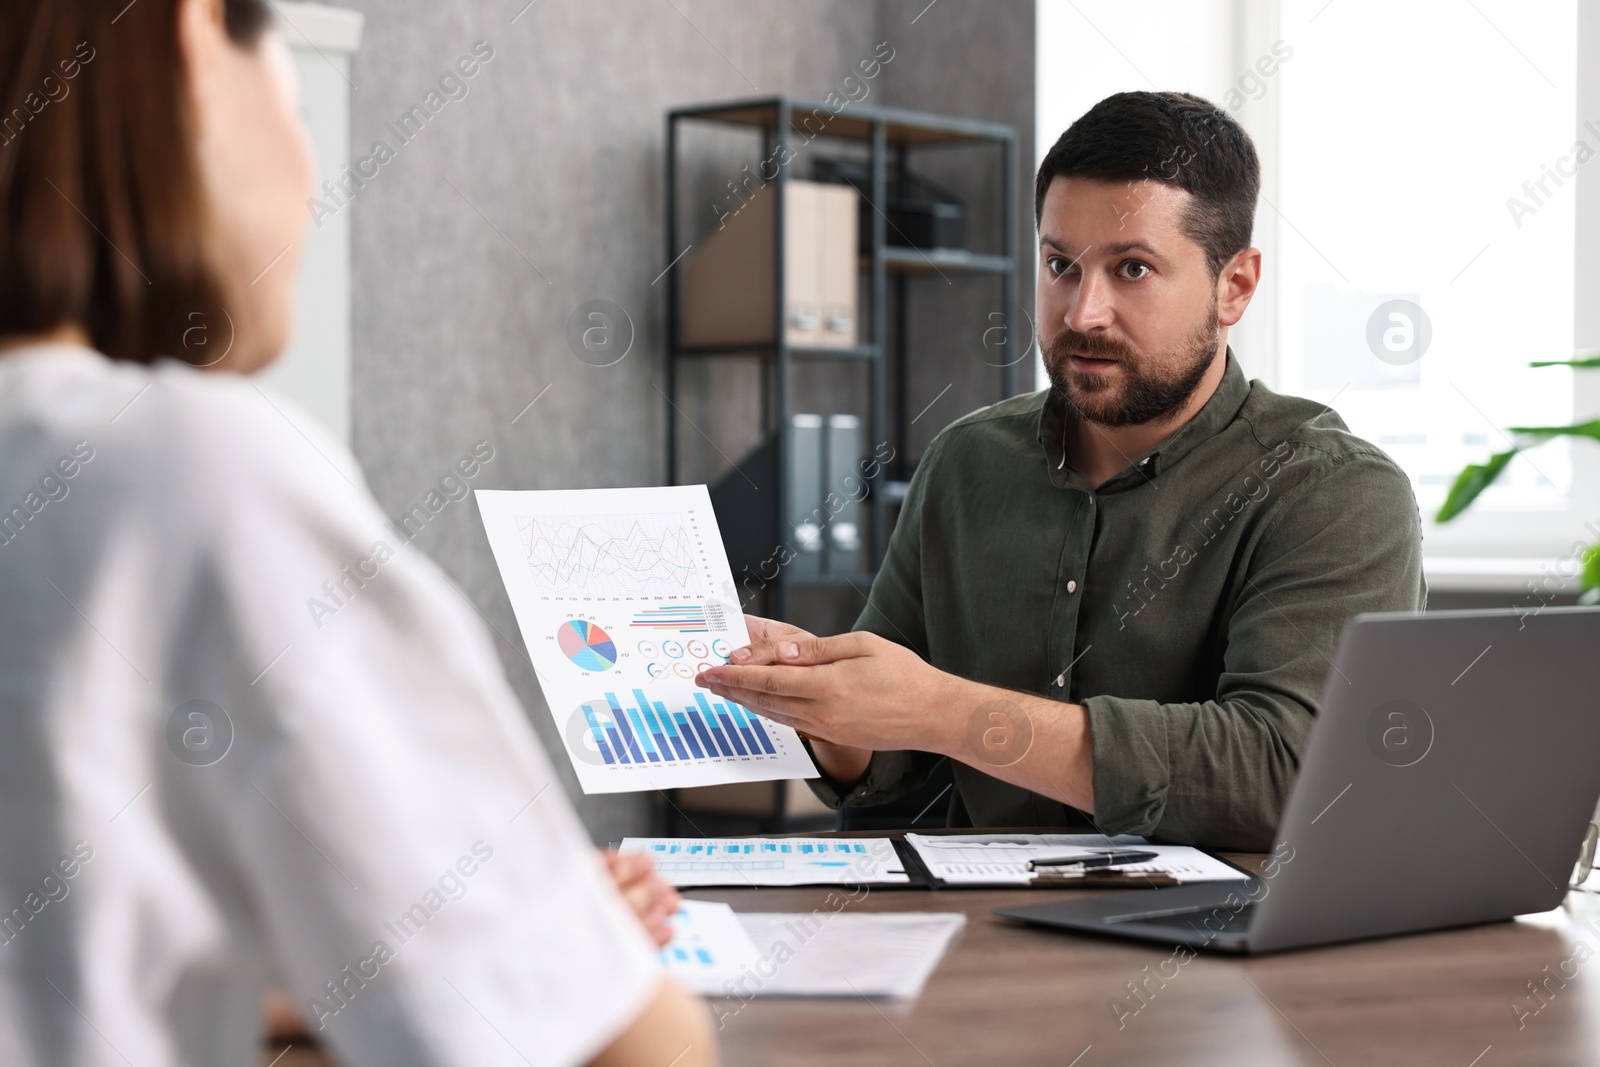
(694, 91, 1425, 851)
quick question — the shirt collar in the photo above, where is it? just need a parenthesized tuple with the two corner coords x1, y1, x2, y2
(1037, 347, 1252, 490)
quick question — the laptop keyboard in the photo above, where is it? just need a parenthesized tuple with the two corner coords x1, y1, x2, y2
(1110, 901, 1257, 935)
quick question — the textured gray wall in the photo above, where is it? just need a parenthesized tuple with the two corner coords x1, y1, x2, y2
(340, 0, 1036, 841)
(881, 0, 1038, 462)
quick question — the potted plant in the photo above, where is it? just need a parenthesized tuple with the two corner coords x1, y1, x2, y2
(1435, 351, 1600, 602)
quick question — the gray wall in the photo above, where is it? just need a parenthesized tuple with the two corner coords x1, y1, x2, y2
(339, 0, 1037, 842)
(881, 0, 1039, 461)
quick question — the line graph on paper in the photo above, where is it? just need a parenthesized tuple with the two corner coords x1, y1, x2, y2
(520, 513, 704, 597)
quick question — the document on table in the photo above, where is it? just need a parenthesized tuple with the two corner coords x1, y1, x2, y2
(660, 901, 965, 1000)
(904, 833, 1249, 886)
(619, 836, 910, 887)
(658, 900, 761, 990)
(476, 486, 818, 793)
(735, 912, 966, 999)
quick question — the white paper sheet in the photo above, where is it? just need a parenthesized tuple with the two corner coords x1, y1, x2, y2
(731, 913, 966, 999)
(619, 837, 910, 887)
(663, 905, 963, 1000)
(658, 900, 761, 990)
(476, 486, 818, 793)
(904, 833, 1249, 886)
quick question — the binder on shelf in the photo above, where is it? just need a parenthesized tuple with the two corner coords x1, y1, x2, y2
(824, 414, 864, 574)
(788, 415, 825, 579)
(785, 190, 822, 347)
(812, 156, 967, 254)
(680, 179, 858, 350)
(670, 100, 1022, 623)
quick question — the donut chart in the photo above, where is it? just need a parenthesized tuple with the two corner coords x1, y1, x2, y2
(557, 620, 618, 671)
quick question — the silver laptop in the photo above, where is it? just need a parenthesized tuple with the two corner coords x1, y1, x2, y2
(995, 607, 1600, 954)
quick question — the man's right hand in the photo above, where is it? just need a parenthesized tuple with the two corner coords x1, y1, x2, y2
(727, 614, 814, 665)
(724, 615, 874, 787)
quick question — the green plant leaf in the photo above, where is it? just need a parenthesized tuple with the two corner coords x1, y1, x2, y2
(1530, 350, 1600, 368)
(1504, 419, 1600, 443)
(1584, 544, 1600, 592)
(1435, 448, 1518, 523)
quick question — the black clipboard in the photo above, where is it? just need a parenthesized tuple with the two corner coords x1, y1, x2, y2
(888, 834, 1253, 890)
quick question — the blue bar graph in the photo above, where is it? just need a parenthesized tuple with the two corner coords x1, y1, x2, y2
(715, 710, 749, 755)
(582, 705, 617, 764)
(726, 702, 765, 755)
(652, 701, 691, 761)
(624, 702, 659, 762)
(731, 703, 777, 755)
(607, 694, 645, 763)
(632, 605, 710, 631)
(673, 713, 705, 758)
(576, 691, 784, 767)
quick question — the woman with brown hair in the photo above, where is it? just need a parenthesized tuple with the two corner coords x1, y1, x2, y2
(0, 2, 714, 1064)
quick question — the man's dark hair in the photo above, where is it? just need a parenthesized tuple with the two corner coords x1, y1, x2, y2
(1034, 91, 1260, 277)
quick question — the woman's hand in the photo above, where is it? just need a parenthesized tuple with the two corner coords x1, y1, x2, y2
(261, 988, 312, 1042)
(603, 849, 680, 949)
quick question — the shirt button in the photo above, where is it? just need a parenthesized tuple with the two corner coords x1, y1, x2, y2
(1138, 458, 1149, 466)
(1066, 580, 1078, 593)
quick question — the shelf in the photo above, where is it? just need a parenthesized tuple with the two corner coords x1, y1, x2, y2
(670, 96, 1014, 147)
(672, 342, 881, 360)
(666, 93, 1021, 617)
(877, 247, 1013, 275)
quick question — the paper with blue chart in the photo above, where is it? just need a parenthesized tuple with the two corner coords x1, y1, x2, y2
(476, 485, 818, 793)
(658, 900, 760, 991)
(620, 837, 910, 887)
(660, 900, 964, 999)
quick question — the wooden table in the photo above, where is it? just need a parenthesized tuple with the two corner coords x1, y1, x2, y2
(263, 850, 1600, 1066)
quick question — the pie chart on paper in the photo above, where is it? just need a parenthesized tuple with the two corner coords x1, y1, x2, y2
(557, 620, 618, 671)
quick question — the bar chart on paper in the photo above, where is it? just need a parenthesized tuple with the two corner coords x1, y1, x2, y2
(476, 485, 818, 793)
(576, 690, 778, 766)
(658, 901, 759, 993)
(620, 837, 911, 887)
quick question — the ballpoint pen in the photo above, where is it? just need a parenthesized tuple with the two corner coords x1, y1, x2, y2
(1026, 848, 1160, 871)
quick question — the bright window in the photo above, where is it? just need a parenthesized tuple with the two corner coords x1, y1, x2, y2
(1276, 0, 1577, 518)
(1037, 0, 1592, 571)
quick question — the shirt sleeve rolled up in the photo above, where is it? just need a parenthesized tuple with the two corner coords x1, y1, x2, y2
(1085, 450, 1426, 851)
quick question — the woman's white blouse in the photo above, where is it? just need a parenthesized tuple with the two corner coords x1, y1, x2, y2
(0, 344, 659, 1067)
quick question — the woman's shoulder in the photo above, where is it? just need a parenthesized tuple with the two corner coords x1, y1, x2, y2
(0, 344, 364, 494)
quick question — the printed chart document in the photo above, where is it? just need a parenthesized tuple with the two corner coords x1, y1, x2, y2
(619, 837, 910, 887)
(904, 833, 1249, 886)
(735, 913, 965, 999)
(661, 903, 964, 1000)
(658, 901, 760, 990)
(477, 486, 818, 793)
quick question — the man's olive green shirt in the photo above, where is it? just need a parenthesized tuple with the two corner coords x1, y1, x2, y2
(808, 351, 1426, 851)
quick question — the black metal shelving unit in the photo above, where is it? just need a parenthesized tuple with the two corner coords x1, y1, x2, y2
(665, 96, 1024, 619)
